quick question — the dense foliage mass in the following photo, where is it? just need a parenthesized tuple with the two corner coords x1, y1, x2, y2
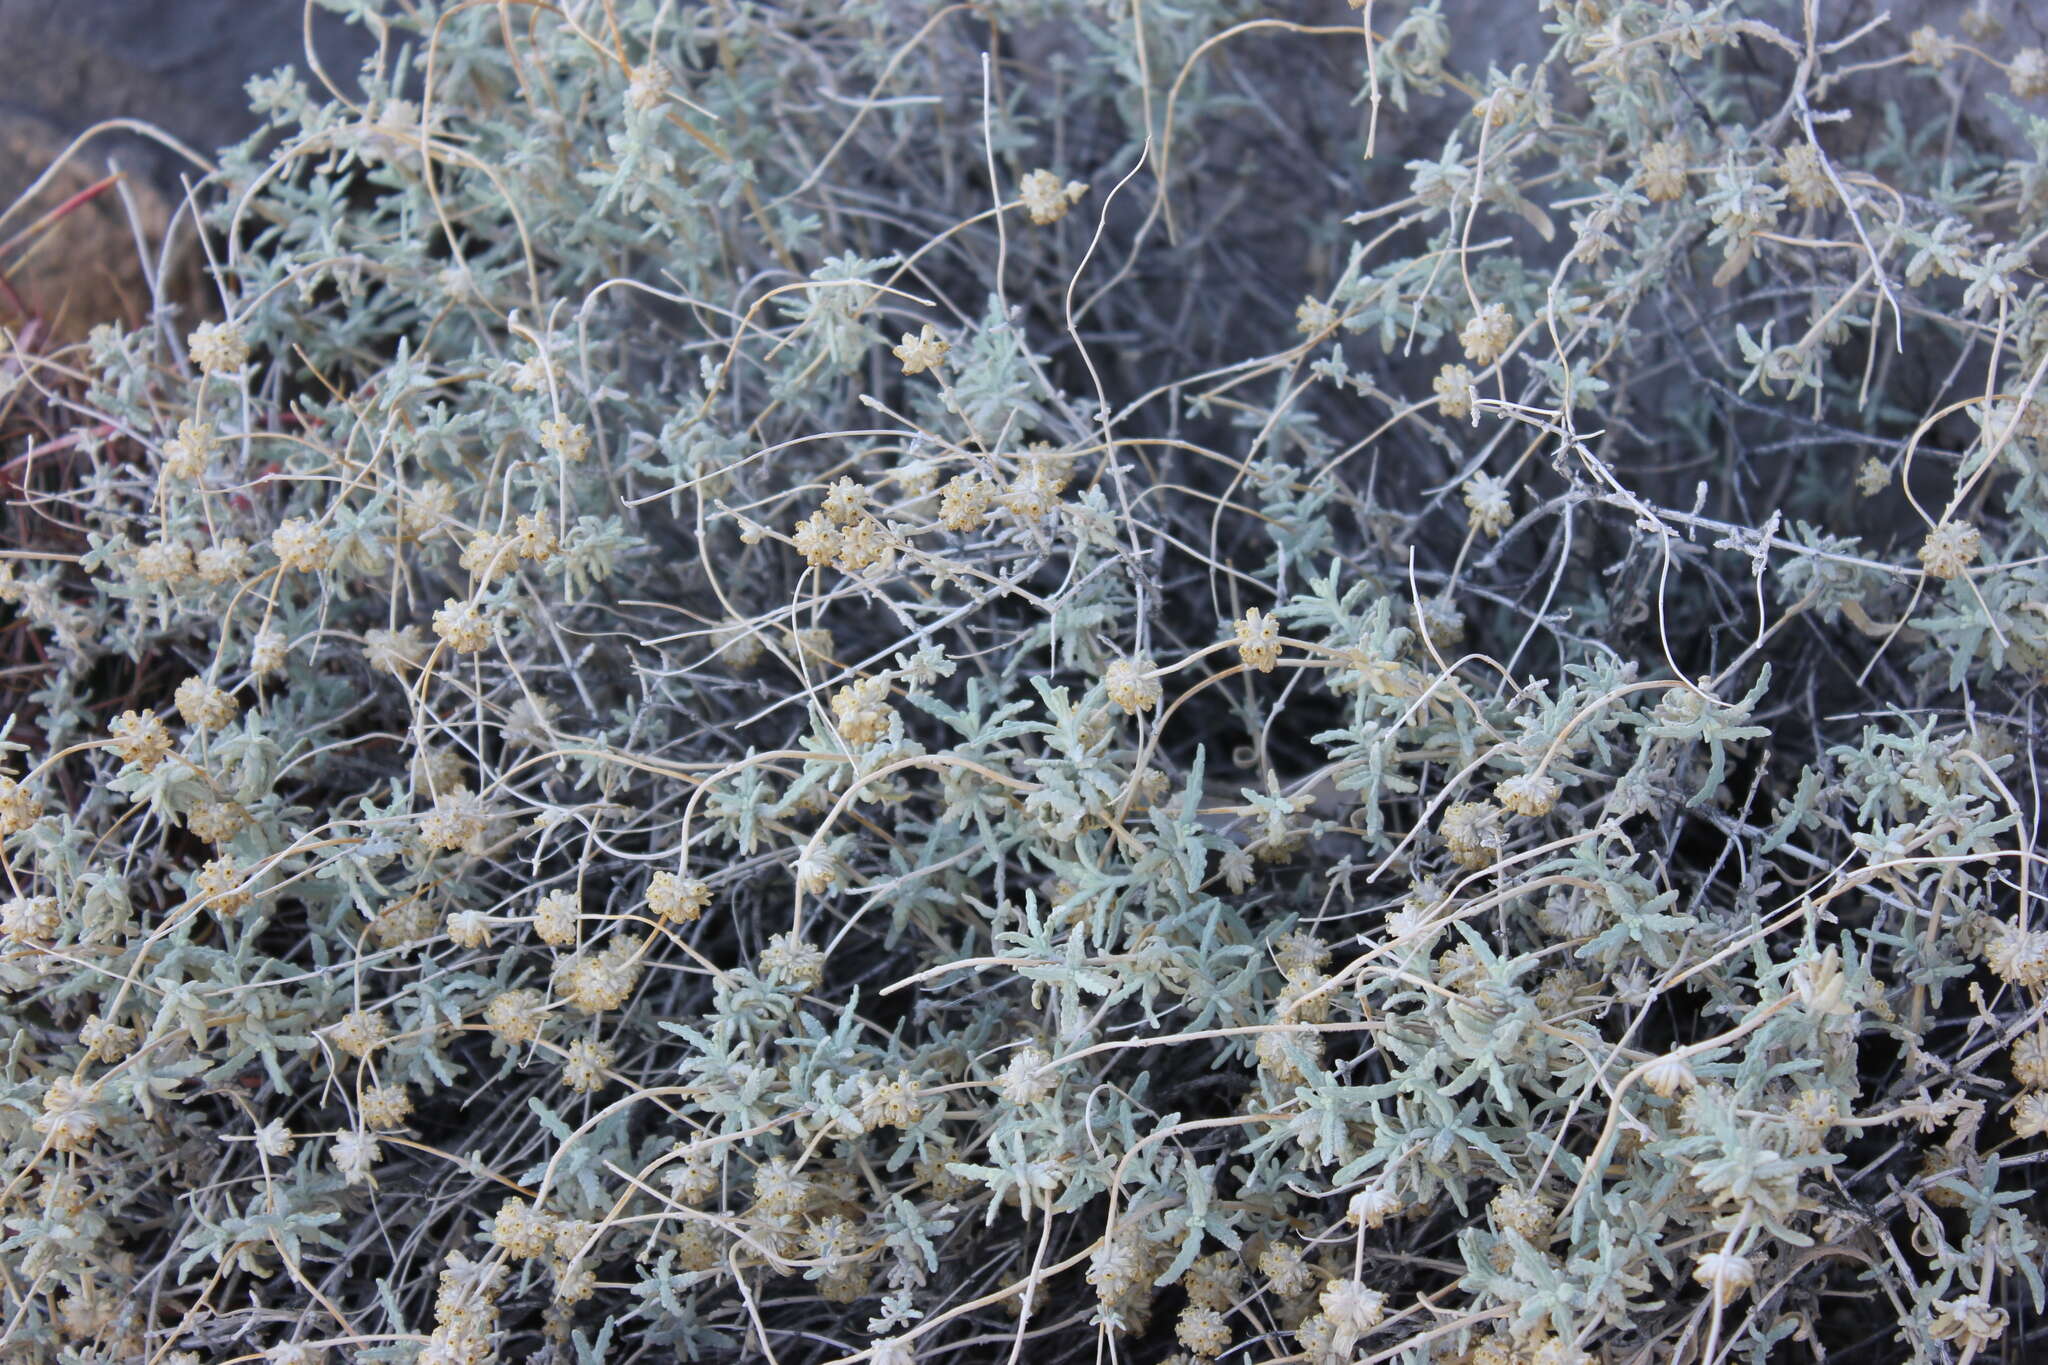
(3, 0, 2048, 1361)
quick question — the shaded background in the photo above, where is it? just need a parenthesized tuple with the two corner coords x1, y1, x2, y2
(0, 0, 367, 339)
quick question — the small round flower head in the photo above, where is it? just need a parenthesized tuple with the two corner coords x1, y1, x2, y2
(1019, 168, 1088, 225)
(2, 894, 60, 942)
(554, 941, 643, 1013)
(1005, 454, 1071, 522)
(662, 1148, 721, 1205)
(1460, 303, 1515, 366)
(1321, 1278, 1387, 1335)
(1962, 0, 2002, 41)
(493, 1197, 557, 1258)
(196, 537, 253, 585)
(1272, 929, 1331, 982)
(998, 1045, 1058, 1105)
(892, 323, 949, 376)
(2013, 48, 2048, 99)
(752, 1155, 815, 1215)
(1183, 1250, 1244, 1310)
(445, 909, 492, 948)
(536, 414, 590, 463)
(195, 855, 252, 915)
(870, 1338, 916, 1365)
(1917, 520, 1981, 580)
(792, 845, 841, 896)
(271, 518, 329, 573)
(1855, 456, 1892, 497)
(1419, 594, 1465, 647)
(1907, 25, 1958, 68)
(264, 1345, 325, 1365)
(1296, 297, 1339, 336)
(1984, 922, 2048, 988)
(1439, 800, 1505, 868)
(1347, 1184, 1403, 1229)
(483, 988, 546, 1045)
(1774, 141, 1832, 212)
(161, 418, 212, 481)
(1495, 770, 1559, 817)
(1641, 138, 1689, 202)
(363, 625, 429, 676)
(109, 709, 173, 770)
(396, 480, 458, 541)
(254, 1118, 296, 1158)
(1435, 363, 1477, 421)
(34, 1077, 101, 1152)
(249, 628, 288, 677)
(330, 1008, 392, 1059)
(2014, 1091, 2048, 1139)
(560, 1037, 615, 1093)
(856, 1070, 925, 1130)
(511, 513, 558, 563)
(624, 60, 671, 111)
(1488, 1185, 1553, 1241)
(646, 871, 711, 924)
(1234, 607, 1282, 672)
(938, 474, 994, 532)
(1255, 1027, 1323, 1082)
(507, 352, 559, 392)
(418, 790, 490, 854)
(2011, 1027, 2048, 1089)
(79, 1013, 135, 1062)
(532, 889, 579, 946)
(1929, 1297, 2009, 1353)
(0, 776, 41, 835)
(174, 676, 240, 732)
(1257, 1238, 1312, 1297)
(188, 799, 250, 845)
(1175, 1304, 1231, 1357)
(1463, 472, 1513, 537)
(1692, 1250, 1755, 1307)
(1642, 1053, 1698, 1098)
(820, 477, 870, 525)
(1103, 656, 1161, 714)
(359, 1083, 413, 1128)
(332, 1129, 383, 1184)
(411, 748, 469, 795)
(188, 320, 250, 375)
(432, 598, 495, 653)
(1294, 1314, 1340, 1361)
(791, 512, 842, 568)
(132, 538, 194, 586)
(760, 932, 827, 990)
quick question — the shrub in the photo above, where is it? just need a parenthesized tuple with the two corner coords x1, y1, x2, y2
(2, 1, 2047, 1361)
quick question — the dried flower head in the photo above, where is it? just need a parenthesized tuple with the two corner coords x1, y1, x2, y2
(109, 709, 173, 770)
(892, 324, 949, 376)
(271, 518, 330, 573)
(173, 677, 240, 732)
(330, 1008, 392, 1059)
(646, 871, 712, 924)
(188, 320, 250, 375)
(1103, 656, 1161, 714)
(1234, 608, 1282, 673)
(1020, 169, 1088, 224)
(1495, 769, 1558, 816)
(1440, 800, 1506, 868)
(561, 1037, 616, 1093)
(1641, 138, 1689, 201)
(1460, 303, 1515, 365)
(1917, 520, 1981, 580)
(433, 598, 495, 653)
(1692, 1251, 1755, 1308)
(1436, 363, 1478, 421)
